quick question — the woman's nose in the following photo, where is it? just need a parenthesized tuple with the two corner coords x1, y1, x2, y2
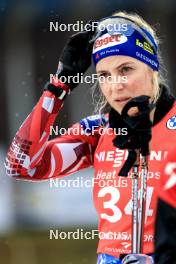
(110, 74, 124, 91)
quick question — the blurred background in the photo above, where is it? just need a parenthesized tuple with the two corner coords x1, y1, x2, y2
(1, 0, 176, 263)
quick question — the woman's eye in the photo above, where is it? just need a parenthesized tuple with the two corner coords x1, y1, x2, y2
(120, 66, 133, 74)
(98, 72, 109, 78)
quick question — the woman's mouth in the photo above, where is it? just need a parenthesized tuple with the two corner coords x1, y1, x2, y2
(114, 97, 131, 104)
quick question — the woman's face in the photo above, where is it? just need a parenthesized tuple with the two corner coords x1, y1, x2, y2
(96, 55, 154, 113)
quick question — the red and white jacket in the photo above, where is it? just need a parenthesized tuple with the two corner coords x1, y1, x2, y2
(5, 87, 176, 258)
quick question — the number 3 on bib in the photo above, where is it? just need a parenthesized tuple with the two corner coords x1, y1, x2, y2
(98, 187, 122, 223)
(98, 186, 154, 223)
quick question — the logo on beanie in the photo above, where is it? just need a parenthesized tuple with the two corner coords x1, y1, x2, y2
(136, 38, 154, 55)
(93, 33, 128, 53)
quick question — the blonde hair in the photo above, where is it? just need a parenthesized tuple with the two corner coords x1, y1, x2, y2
(92, 11, 167, 115)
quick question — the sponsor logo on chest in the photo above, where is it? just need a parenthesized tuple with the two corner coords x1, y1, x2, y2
(95, 149, 168, 167)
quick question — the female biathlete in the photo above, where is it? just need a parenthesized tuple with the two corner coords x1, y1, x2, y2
(5, 11, 176, 264)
